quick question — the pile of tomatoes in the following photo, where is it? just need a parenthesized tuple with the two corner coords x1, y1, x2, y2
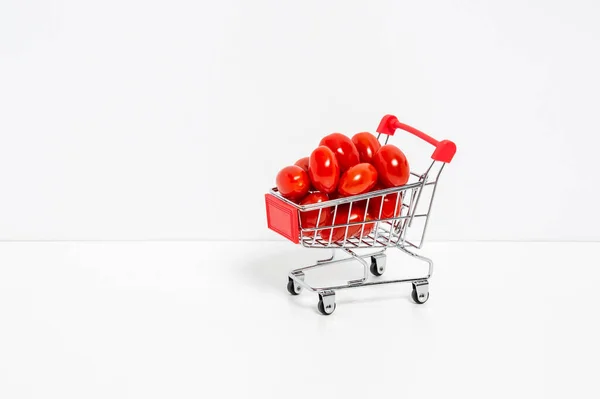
(276, 132, 410, 241)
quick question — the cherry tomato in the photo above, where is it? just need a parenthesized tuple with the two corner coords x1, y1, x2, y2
(299, 192, 332, 233)
(319, 133, 360, 172)
(294, 157, 309, 173)
(367, 184, 403, 220)
(338, 163, 378, 197)
(358, 213, 376, 237)
(308, 146, 340, 194)
(372, 144, 410, 187)
(276, 165, 310, 202)
(351, 132, 381, 163)
(294, 157, 313, 190)
(320, 202, 370, 242)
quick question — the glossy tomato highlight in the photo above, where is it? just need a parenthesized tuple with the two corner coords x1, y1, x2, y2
(372, 144, 410, 187)
(308, 146, 340, 194)
(319, 133, 360, 172)
(338, 163, 378, 197)
(276, 165, 310, 202)
(352, 132, 381, 164)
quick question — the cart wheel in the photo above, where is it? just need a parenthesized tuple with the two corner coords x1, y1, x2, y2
(369, 253, 386, 277)
(317, 290, 336, 315)
(318, 300, 336, 315)
(411, 281, 429, 304)
(287, 277, 302, 295)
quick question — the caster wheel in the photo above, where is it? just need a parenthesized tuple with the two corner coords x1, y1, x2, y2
(370, 260, 383, 276)
(317, 290, 336, 315)
(411, 286, 429, 304)
(369, 254, 386, 276)
(287, 277, 302, 295)
(318, 300, 336, 315)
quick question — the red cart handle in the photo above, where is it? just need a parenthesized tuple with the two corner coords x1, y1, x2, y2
(376, 114, 456, 163)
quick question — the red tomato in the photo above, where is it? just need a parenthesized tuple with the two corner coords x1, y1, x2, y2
(319, 133, 360, 172)
(352, 132, 381, 163)
(299, 192, 332, 230)
(358, 213, 376, 237)
(338, 163, 378, 197)
(372, 144, 410, 187)
(276, 165, 310, 202)
(320, 202, 370, 242)
(294, 157, 313, 190)
(367, 184, 403, 220)
(294, 157, 309, 173)
(308, 146, 340, 194)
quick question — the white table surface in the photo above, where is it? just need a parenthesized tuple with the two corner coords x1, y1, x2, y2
(0, 241, 598, 399)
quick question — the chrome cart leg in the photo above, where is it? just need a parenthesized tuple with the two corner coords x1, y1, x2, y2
(287, 271, 305, 296)
(317, 248, 336, 263)
(317, 290, 336, 315)
(343, 248, 370, 286)
(398, 246, 434, 279)
(411, 280, 429, 304)
(369, 253, 387, 277)
(398, 246, 433, 303)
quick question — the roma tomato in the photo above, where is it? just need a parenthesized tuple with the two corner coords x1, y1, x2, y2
(320, 202, 370, 242)
(308, 146, 340, 194)
(276, 165, 310, 202)
(299, 192, 332, 231)
(372, 144, 410, 187)
(367, 184, 403, 220)
(294, 157, 309, 173)
(319, 133, 360, 172)
(352, 132, 381, 163)
(338, 163, 378, 197)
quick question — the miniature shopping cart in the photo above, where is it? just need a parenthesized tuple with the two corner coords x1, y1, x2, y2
(264, 114, 456, 315)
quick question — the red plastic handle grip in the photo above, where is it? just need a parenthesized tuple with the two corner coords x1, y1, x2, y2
(376, 115, 456, 163)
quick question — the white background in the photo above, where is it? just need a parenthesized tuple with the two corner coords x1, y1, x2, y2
(1, 241, 599, 399)
(2, 2, 600, 399)
(1, 0, 599, 241)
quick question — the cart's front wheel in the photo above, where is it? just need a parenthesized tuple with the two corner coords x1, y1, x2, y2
(411, 280, 429, 304)
(287, 277, 302, 295)
(317, 300, 336, 315)
(317, 290, 336, 315)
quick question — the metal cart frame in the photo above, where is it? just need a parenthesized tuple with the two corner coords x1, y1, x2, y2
(265, 114, 456, 315)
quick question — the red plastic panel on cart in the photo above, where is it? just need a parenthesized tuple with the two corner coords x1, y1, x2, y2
(265, 193, 300, 244)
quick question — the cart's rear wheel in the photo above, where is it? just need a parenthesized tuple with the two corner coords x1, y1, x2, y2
(369, 261, 382, 276)
(369, 253, 386, 277)
(287, 278, 301, 295)
(411, 289, 428, 304)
